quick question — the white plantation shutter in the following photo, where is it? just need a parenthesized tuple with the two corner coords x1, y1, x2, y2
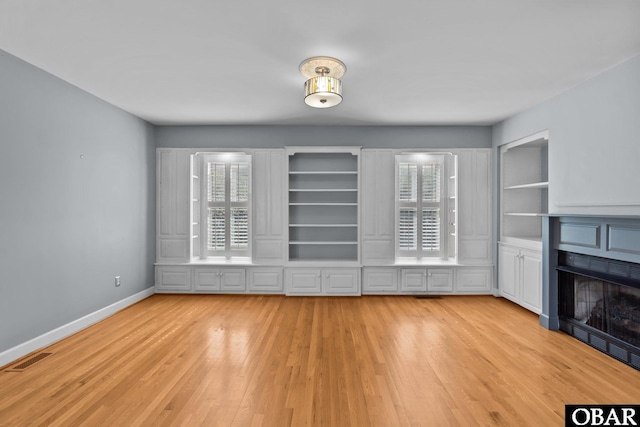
(421, 163, 441, 253)
(399, 208, 417, 250)
(230, 208, 249, 249)
(421, 208, 440, 251)
(230, 162, 249, 202)
(199, 153, 251, 258)
(399, 163, 417, 202)
(422, 164, 441, 202)
(208, 163, 226, 202)
(208, 207, 226, 250)
(396, 154, 448, 259)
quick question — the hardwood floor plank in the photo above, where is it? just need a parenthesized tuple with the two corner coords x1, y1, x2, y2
(1, 294, 640, 426)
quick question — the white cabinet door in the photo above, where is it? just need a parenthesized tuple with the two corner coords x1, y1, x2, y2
(194, 269, 220, 292)
(248, 268, 283, 293)
(253, 149, 285, 264)
(324, 269, 360, 294)
(362, 268, 398, 293)
(457, 149, 492, 265)
(156, 266, 192, 292)
(499, 244, 542, 314)
(286, 268, 360, 295)
(455, 269, 492, 293)
(220, 269, 246, 292)
(427, 269, 453, 292)
(520, 249, 542, 313)
(157, 149, 191, 262)
(286, 269, 322, 294)
(361, 149, 395, 265)
(499, 244, 520, 301)
(401, 269, 427, 292)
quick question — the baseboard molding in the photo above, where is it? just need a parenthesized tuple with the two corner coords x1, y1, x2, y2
(539, 313, 560, 331)
(0, 286, 155, 368)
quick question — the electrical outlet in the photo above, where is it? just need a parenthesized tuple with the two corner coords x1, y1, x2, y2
(115, 276, 121, 287)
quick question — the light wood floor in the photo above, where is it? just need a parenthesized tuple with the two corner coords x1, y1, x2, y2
(1, 295, 639, 426)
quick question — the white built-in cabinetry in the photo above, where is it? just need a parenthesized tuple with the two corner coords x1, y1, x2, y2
(156, 265, 284, 294)
(362, 267, 492, 294)
(498, 130, 548, 313)
(157, 150, 191, 262)
(252, 149, 286, 264)
(361, 150, 395, 264)
(401, 269, 454, 292)
(285, 268, 360, 295)
(155, 146, 494, 296)
(286, 147, 360, 262)
(498, 245, 542, 313)
(360, 148, 493, 295)
(284, 147, 361, 295)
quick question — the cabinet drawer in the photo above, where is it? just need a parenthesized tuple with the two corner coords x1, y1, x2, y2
(249, 268, 284, 293)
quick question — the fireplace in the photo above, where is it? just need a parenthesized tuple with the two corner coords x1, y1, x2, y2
(557, 251, 640, 370)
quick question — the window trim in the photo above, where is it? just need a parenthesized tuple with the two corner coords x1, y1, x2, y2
(395, 153, 453, 261)
(197, 153, 252, 260)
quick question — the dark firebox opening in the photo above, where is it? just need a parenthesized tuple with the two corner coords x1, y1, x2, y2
(559, 271, 640, 348)
(557, 251, 640, 370)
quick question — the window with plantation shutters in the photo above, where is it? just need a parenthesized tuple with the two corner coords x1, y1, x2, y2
(396, 153, 454, 260)
(197, 153, 251, 259)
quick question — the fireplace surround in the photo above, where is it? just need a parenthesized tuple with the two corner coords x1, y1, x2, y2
(544, 216, 640, 370)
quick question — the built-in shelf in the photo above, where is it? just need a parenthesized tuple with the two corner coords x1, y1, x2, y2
(290, 241, 358, 245)
(289, 224, 357, 227)
(289, 188, 357, 192)
(289, 171, 357, 175)
(500, 132, 549, 243)
(289, 203, 357, 206)
(504, 181, 549, 190)
(498, 131, 548, 314)
(288, 150, 360, 262)
(504, 212, 545, 217)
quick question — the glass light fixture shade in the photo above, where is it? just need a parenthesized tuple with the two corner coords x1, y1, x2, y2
(304, 76, 342, 108)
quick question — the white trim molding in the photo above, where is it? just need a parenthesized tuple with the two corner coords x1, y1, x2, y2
(0, 287, 155, 368)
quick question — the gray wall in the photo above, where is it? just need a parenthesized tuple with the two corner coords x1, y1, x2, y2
(156, 125, 492, 149)
(493, 53, 640, 216)
(0, 50, 156, 354)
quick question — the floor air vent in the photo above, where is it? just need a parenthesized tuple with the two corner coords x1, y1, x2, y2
(414, 295, 442, 299)
(5, 352, 53, 372)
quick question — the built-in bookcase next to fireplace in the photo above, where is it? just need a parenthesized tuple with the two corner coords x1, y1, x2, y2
(498, 130, 549, 314)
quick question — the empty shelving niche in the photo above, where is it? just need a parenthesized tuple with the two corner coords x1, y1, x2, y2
(287, 147, 360, 262)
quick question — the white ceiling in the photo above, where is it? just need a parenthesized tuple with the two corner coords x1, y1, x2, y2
(1, 1, 639, 126)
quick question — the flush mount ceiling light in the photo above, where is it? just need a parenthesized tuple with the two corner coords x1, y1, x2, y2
(299, 56, 346, 108)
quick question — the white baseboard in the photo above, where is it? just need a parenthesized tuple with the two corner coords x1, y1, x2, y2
(0, 286, 155, 368)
